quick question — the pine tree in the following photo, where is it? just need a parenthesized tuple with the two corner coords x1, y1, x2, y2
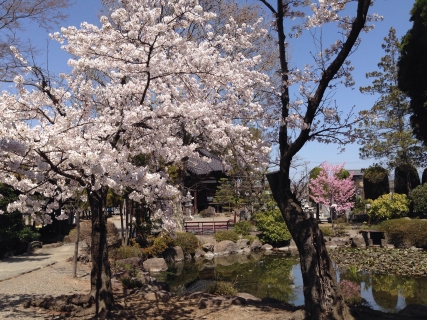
(358, 28, 426, 169)
(213, 178, 239, 213)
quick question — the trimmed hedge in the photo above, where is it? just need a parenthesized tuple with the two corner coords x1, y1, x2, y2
(214, 230, 239, 242)
(173, 232, 199, 255)
(378, 218, 427, 248)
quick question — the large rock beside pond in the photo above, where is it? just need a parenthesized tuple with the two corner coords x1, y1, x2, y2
(261, 244, 273, 251)
(143, 257, 168, 272)
(352, 234, 366, 248)
(236, 239, 249, 249)
(250, 239, 263, 251)
(214, 240, 239, 255)
(202, 243, 214, 252)
(194, 248, 206, 259)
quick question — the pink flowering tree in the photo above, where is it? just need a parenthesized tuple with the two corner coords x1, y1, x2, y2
(309, 162, 355, 217)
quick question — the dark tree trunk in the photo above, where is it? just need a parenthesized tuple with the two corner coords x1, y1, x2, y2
(88, 187, 113, 315)
(267, 171, 352, 320)
(119, 202, 125, 246)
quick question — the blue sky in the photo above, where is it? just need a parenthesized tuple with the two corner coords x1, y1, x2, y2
(12, 0, 417, 174)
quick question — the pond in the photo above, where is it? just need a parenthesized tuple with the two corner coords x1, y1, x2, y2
(159, 253, 427, 313)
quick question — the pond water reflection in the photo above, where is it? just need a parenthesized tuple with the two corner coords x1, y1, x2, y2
(162, 253, 427, 312)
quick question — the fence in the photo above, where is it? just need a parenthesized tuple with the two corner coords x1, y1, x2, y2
(184, 220, 233, 234)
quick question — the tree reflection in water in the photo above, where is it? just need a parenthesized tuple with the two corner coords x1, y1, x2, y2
(165, 254, 427, 312)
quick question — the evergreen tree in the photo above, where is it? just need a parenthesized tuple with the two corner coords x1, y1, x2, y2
(213, 178, 239, 212)
(398, 0, 427, 147)
(363, 165, 390, 200)
(358, 28, 426, 169)
(394, 164, 421, 195)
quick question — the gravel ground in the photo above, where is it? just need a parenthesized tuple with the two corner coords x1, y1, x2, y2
(0, 260, 90, 320)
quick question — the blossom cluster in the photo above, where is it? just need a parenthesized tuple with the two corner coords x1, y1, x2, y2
(0, 0, 271, 229)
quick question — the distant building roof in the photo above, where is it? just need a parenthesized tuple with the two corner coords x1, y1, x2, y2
(348, 169, 363, 176)
(185, 149, 224, 175)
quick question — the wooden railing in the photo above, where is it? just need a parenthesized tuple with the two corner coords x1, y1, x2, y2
(184, 220, 233, 234)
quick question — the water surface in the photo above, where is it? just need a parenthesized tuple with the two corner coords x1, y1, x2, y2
(162, 253, 427, 312)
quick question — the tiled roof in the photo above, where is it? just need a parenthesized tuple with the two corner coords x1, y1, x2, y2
(185, 149, 224, 175)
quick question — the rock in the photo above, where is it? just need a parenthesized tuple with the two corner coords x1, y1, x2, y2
(250, 239, 263, 251)
(278, 246, 289, 252)
(261, 244, 273, 251)
(204, 252, 214, 259)
(242, 247, 251, 254)
(163, 246, 184, 263)
(330, 237, 349, 247)
(214, 240, 239, 255)
(116, 257, 143, 268)
(202, 243, 214, 252)
(144, 291, 171, 301)
(185, 253, 192, 260)
(352, 235, 366, 248)
(194, 248, 205, 258)
(236, 239, 249, 249)
(325, 241, 337, 249)
(143, 258, 168, 272)
(237, 292, 261, 301)
(231, 297, 247, 305)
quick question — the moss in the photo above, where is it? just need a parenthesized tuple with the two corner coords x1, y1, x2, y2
(207, 281, 238, 296)
(214, 230, 239, 242)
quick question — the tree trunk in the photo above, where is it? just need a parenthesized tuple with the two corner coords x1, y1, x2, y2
(119, 202, 125, 246)
(72, 209, 80, 278)
(88, 187, 114, 315)
(267, 171, 353, 320)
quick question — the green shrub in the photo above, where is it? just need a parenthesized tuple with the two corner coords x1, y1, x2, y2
(378, 218, 427, 248)
(246, 235, 258, 244)
(233, 221, 252, 236)
(207, 281, 238, 296)
(110, 242, 142, 260)
(142, 234, 174, 258)
(367, 193, 409, 221)
(214, 230, 239, 242)
(410, 183, 427, 216)
(0, 212, 40, 257)
(121, 277, 144, 289)
(173, 232, 199, 255)
(320, 226, 334, 237)
(255, 200, 292, 244)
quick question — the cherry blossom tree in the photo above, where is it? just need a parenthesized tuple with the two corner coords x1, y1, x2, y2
(0, 0, 270, 314)
(261, 0, 380, 319)
(309, 162, 355, 216)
